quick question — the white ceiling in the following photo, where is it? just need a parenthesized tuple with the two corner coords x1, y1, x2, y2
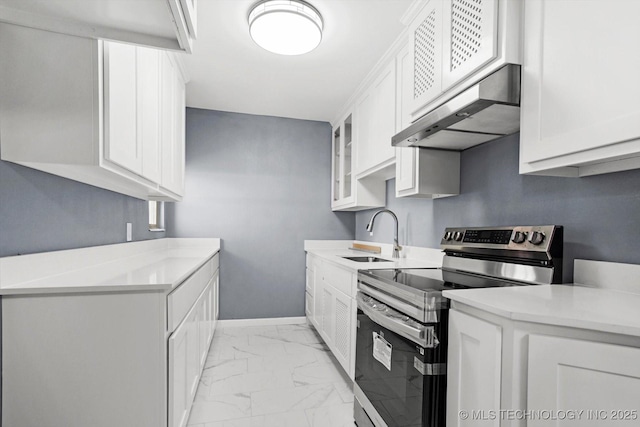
(182, 0, 414, 123)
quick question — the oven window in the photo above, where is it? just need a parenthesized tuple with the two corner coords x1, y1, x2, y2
(355, 309, 447, 427)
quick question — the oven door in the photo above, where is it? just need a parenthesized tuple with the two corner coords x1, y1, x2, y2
(355, 293, 447, 427)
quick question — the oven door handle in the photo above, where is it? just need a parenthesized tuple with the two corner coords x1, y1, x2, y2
(356, 292, 438, 349)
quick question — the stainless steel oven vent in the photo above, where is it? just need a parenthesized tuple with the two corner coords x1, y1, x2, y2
(392, 64, 521, 151)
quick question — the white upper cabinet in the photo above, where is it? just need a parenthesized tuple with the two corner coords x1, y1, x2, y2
(104, 42, 143, 176)
(441, 0, 498, 90)
(519, 0, 640, 177)
(407, 0, 444, 117)
(0, 0, 197, 52)
(0, 23, 187, 201)
(138, 47, 162, 183)
(355, 61, 397, 178)
(161, 53, 186, 197)
(331, 112, 355, 209)
(406, 0, 521, 122)
(331, 111, 385, 211)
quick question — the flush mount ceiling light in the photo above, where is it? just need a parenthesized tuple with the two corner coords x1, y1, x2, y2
(248, 0, 323, 56)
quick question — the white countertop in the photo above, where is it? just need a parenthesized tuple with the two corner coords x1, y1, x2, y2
(444, 284, 640, 337)
(304, 240, 443, 270)
(0, 238, 220, 295)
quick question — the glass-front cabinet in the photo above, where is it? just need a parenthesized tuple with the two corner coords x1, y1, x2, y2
(331, 113, 354, 209)
(330, 111, 385, 211)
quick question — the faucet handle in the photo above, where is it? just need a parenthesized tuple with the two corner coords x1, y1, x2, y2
(393, 244, 403, 259)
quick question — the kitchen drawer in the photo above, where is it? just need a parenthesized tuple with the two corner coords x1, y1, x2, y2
(323, 262, 355, 297)
(167, 256, 215, 333)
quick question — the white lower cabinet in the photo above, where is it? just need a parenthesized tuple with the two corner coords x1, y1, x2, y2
(447, 310, 502, 427)
(305, 254, 357, 379)
(528, 335, 640, 427)
(447, 305, 640, 427)
(329, 287, 354, 372)
(1, 252, 220, 427)
(168, 261, 220, 427)
(169, 282, 213, 427)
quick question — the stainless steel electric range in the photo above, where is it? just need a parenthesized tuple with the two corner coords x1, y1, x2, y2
(353, 225, 564, 427)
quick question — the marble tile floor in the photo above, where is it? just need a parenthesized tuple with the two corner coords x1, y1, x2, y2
(187, 323, 356, 427)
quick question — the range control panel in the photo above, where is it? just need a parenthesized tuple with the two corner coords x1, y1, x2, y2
(441, 225, 561, 251)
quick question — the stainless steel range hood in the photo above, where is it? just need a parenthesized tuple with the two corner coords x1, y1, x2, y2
(392, 64, 521, 150)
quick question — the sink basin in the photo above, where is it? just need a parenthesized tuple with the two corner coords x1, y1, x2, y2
(342, 256, 392, 263)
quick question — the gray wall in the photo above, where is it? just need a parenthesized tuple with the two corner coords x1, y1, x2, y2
(0, 160, 165, 257)
(356, 133, 640, 282)
(167, 108, 354, 320)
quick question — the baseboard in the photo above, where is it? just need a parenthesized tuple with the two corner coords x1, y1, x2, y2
(217, 316, 307, 328)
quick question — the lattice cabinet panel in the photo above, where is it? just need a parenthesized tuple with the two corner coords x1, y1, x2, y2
(408, 0, 443, 116)
(442, 0, 498, 90)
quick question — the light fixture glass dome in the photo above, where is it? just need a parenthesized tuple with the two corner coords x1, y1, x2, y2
(248, 0, 323, 56)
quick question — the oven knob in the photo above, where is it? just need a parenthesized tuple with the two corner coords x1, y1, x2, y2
(512, 231, 528, 244)
(453, 231, 463, 241)
(443, 231, 452, 241)
(528, 231, 545, 245)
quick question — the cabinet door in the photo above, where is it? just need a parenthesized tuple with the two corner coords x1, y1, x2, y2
(179, 0, 198, 38)
(104, 42, 142, 174)
(408, 0, 444, 117)
(320, 284, 335, 346)
(160, 53, 185, 195)
(168, 317, 190, 427)
(396, 41, 418, 194)
(305, 268, 315, 319)
(528, 335, 640, 427)
(208, 271, 219, 339)
(185, 308, 200, 403)
(173, 76, 186, 193)
(447, 309, 502, 427)
(137, 46, 161, 182)
(198, 285, 211, 368)
(396, 147, 417, 194)
(331, 289, 353, 376)
(520, 0, 640, 168)
(212, 270, 219, 332)
(355, 62, 396, 176)
(331, 125, 342, 204)
(354, 91, 374, 175)
(441, 0, 498, 91)
(312, 270, 323, 331)
(331, 113, 355, 207)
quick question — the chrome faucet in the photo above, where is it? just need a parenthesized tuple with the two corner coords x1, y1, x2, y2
(365, 209, 402, 258)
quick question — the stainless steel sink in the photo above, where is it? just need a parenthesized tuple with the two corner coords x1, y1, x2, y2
(342, 256, 392, 263)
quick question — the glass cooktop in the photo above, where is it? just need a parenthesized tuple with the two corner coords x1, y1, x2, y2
(359, 268, 520, 296)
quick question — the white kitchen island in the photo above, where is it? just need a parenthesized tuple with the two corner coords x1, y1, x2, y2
(0, 238, 220, 427)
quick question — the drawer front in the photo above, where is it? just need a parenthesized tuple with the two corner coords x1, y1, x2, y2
(323, 262, 355, 297)
(167, 255, 216, 333)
